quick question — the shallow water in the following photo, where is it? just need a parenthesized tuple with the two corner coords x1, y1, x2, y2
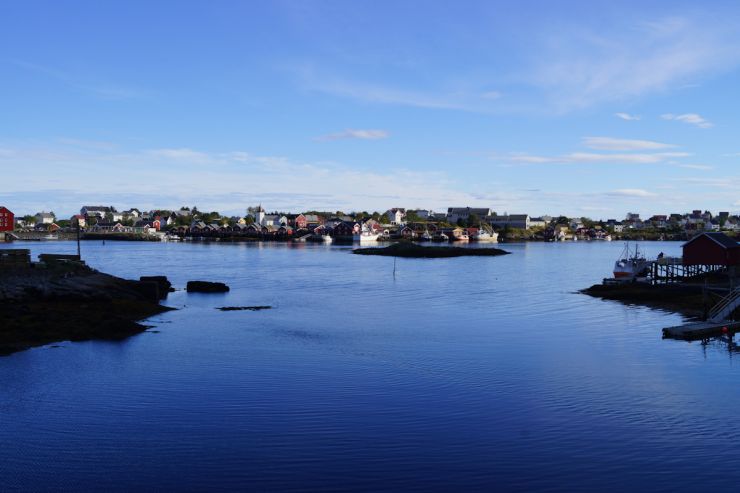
(1, 240, 737, 492)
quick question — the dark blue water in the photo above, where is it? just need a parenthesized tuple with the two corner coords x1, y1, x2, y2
(1, 240, 738, 492)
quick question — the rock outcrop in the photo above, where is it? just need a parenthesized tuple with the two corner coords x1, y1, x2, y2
(186, 281, 230, 293)
(0, 262, 172, 355)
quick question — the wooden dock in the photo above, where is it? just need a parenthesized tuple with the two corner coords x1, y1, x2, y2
(663, 320, 740, 340)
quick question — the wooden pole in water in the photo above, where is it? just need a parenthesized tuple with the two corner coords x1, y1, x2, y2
(76, 219, 81, 258)
(393, 257, 396, 278)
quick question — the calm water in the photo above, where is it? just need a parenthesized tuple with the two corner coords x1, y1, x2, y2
(1, 240, 738, 492)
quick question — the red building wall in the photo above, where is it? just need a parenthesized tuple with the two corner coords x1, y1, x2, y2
(683, 234, 740, 266)
(0, 206, 14, 232)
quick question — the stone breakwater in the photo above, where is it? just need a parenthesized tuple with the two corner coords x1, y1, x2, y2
(0, 261, 172, 355)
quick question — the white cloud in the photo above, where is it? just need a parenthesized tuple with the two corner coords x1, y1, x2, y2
(661, 113, 713, 128)
(146, 148, 216, 164)
(615, 112, 641, 121)
(677, 164, 713, 170)
(315, 129, 390, 141)
(507, 151, 689, 165)
(582, 136, 675, 151)
(0, 142, 491, 215)
(608, 189, 657, 197)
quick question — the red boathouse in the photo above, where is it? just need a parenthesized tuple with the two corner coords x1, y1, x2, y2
(0, 206, 14, 232)
(682, 232, 740, 267)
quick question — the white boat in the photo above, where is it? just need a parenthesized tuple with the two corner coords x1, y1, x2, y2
(613, 243, 651, 280)
(432, 232, 449, 242)
(353, 227, 379, 243)
(353, 232, 379, 243)
(471, 229, 498, 243)
(420, 231, 433, 241)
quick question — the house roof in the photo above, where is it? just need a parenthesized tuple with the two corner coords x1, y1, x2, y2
(447, 207, 490, 216)
(683, 232, 740, 250)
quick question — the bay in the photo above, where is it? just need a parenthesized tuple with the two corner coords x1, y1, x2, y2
(0, 240, 735, 492)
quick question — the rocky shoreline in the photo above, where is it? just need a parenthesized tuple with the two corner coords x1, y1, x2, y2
(580, 282, 712, 319)
(0, 261, 172, 355)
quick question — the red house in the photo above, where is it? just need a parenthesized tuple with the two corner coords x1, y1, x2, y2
(0, 206, 14, 232)
(290, 214, 307, 229)
(683, 232, 740, 266)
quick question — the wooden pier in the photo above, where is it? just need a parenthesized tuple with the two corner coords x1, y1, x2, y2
(663, 320, 740, 340)
(651, 256, 727, 284)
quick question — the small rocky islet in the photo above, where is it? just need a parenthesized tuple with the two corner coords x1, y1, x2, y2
(352, 242, 510, 258)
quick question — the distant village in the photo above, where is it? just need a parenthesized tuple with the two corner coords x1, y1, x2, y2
(0, 204, 738, 242)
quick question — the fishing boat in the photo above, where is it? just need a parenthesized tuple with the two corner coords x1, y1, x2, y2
(353, 225, 380, 243)
(470, 228, 498, 243)
(420, 230, 433, 241)
(432, 232, 449, 242)
(613, 243, 651, 280)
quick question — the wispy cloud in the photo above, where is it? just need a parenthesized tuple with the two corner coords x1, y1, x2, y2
(526, 15, 740, 111)
(0, 141, 490, 215)
(315, 129, 390, 141)
(677, 164, 713, 170)
(481, 91, 502, 100)
(289, 63, 503, 113)
(615, 112, 641, 121)
(507, 151, 689, 165)
(661, 113, 713, 128)
(12, 60, 142, 100)
(607, 189, 657, 198)
(582, 136, 676, 151)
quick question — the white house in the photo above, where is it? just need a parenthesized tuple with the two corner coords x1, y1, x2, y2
(261, 214, 288, 227)
(385, 208, 406, 225)
(34, 212, 55, 224)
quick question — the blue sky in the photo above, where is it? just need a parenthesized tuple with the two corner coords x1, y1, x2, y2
(1, 0, 740, 218)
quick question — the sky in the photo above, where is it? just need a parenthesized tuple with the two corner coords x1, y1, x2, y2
(1, 0, 740, 218)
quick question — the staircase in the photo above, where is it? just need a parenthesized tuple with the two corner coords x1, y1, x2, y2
(709, 287, 740, 323)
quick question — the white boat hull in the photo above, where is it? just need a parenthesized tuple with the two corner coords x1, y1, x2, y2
(353, 233, 379, 243)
